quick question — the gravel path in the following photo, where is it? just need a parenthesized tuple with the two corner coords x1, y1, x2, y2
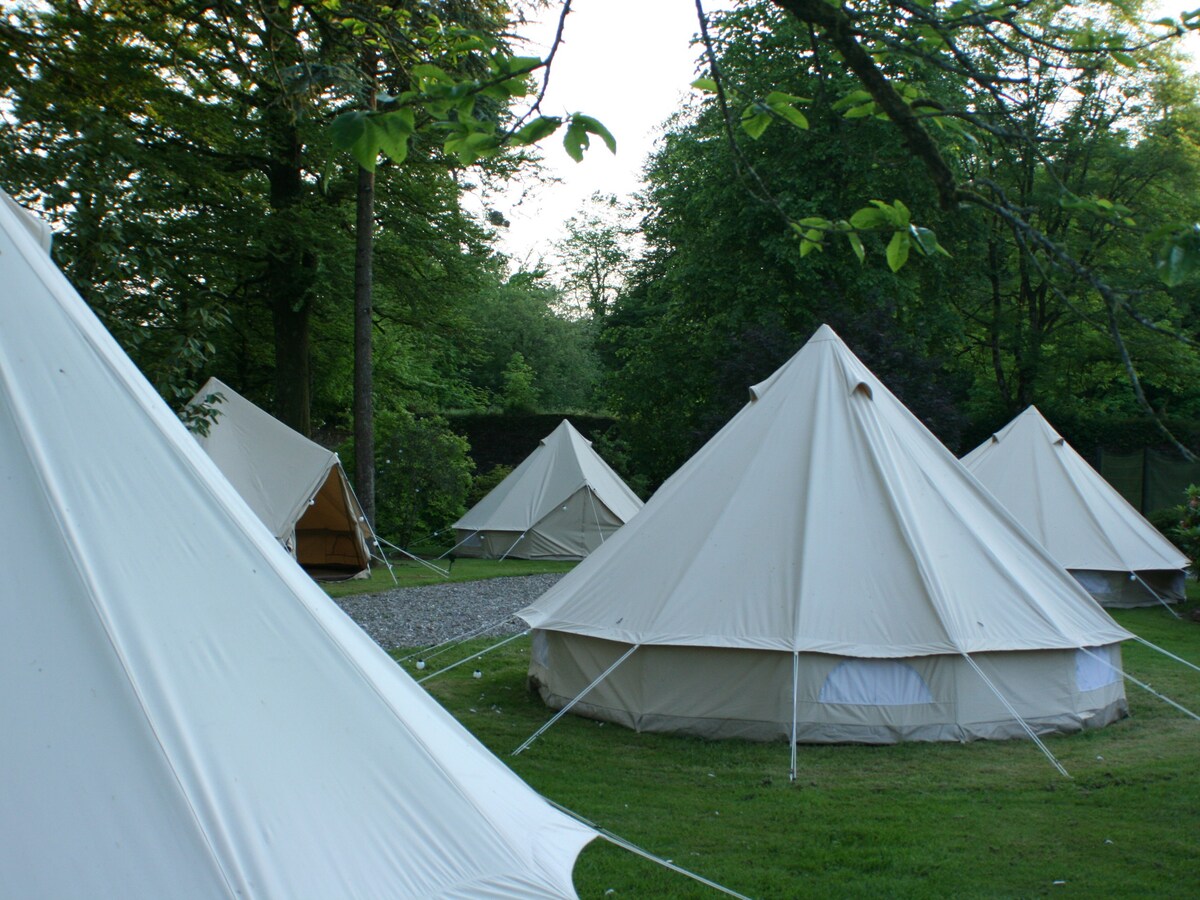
(333, 573, 565, 650)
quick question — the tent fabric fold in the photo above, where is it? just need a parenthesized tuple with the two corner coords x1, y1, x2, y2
(961, 406, 1189, 607)
(189, 376, 374, 578)
(0, 189, 594, 898)
(453, 419, 642, 560)
(520, 325, 1131, 743)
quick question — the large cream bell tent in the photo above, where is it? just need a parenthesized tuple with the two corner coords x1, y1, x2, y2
(453, 418, 643, 560)
(189, 377, 374, 579)
(0, 190, 595, 897)
(519, 326, 1133, 745)
(962, 406, 1190, 608)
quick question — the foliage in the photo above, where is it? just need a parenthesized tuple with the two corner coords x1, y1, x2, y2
(404, 604, 1200, 897)
(600, 3, 970, 485)
(464, 269, 602, 412)
(468, 464, 514, 509)
(1169, 484, 1200, 567)
(552, 193, 638, 320)
(374, 411, 474, 547)
(500, 351, 540, 412)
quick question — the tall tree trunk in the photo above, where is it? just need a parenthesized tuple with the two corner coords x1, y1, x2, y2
(265, 108, 313, 435)
(354, 46, 378, 527)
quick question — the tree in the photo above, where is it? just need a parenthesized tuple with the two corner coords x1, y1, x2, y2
(692, 0, 1200, 451)
(554, 193, 636, 319)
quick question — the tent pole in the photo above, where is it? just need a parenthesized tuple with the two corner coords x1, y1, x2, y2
(1079, 646, 1200, 721)
(337, 474, 397, 584)
(789, 651, 799, 783)
(1129, 571, 1181, 619)
(513, 643, 640, 756)
(585, 487, 606, 545)
(498, 531, 527, 562)
(960, 652, 1071, 778)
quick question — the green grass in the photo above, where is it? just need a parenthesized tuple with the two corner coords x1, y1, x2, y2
(319, 557, 577, 598)
(394, 601, 1200, 899)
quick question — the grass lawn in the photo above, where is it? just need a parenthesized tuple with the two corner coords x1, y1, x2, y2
(319, 557, 576, 598)
(395, 602, 1200, 898)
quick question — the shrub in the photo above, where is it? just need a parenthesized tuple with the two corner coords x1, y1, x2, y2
(375, 412, 474, 547)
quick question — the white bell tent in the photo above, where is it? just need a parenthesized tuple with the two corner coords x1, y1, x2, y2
(190, 377, 374, 579)
(961, 406, 1189, 608)
(0, 190, 596, 897)
(519, 326, 1132, 749)
(453, 419, 643, 560)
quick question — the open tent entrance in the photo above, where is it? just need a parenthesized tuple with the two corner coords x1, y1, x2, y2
(295, 466, 372, 578)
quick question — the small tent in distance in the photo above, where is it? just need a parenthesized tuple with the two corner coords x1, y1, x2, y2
(0, 188, 595, 896)
(190, 377, 374, 579)
(520, 326, 1132, 745)
(453, 418, 643, 560)
(961, 405, 1190, 608)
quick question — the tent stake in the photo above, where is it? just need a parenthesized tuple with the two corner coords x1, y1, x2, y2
(961, 652, 1071, 778)
(513, 644, 640, 756)
(417, 631, 528, 685)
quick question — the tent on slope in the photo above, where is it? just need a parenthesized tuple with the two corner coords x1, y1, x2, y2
(453, 419, 643, 560)
(0, 190, 594, 897)
(519, 326, 1132, 745)
(961, 405, 1189, 608)
(190, 377, 374, 579)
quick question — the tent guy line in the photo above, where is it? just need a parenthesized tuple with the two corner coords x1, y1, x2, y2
(1079, 647, 1200, 722)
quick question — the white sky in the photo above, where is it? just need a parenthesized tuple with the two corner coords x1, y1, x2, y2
(485, 1, 1200, 270)
(485, 0, 718, 269)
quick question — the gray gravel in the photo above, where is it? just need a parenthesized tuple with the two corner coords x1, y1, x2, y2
(333, 573, 565, 650)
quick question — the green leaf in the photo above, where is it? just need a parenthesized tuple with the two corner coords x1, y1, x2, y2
(573, 114, 616, 154)
(329, 110, 368, 150)
(1111, 51, 1137, 68)
(833, 89, 872, 110)
(767, 93, 809, 130)
(740, 104, 772, 139)
(412, 63, 451, 83)
(847, 230, 866, 264)
(909, 225, 950, 258)
(514, 115, 563, 146)
(843, 102, 877, 119)
(691, 77, 719, 93)
(374, 112, 414, 164)
(849, 207, 887, 230)
(1154, 224, 1200, 287)
(563, 120, 588, 162)
(886, 230, 911, 271)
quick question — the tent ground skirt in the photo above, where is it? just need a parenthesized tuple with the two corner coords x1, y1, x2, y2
(1070, 568, 1186, 608)
(528, 631, 1128, 744)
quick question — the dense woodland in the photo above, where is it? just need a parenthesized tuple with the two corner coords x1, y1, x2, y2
(5, 0, 1200, 543)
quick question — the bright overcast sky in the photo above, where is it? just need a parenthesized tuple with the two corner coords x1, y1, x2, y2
(485, 0, 722, 268)
(486, 1, 1200, 270)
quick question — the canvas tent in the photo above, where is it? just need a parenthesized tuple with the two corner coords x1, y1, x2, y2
(190, 377, 374, 578)
(520, 326, 1132, 745)
(961, 406, 1190, 608)
(453, 419, 643, 560)
(0, 190, 595, 897)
